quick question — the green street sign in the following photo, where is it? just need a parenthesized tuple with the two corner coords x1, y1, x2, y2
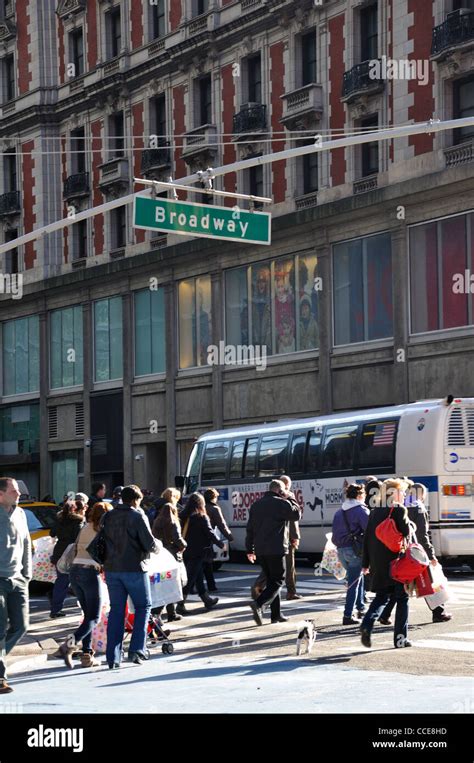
(133, 195, 271, 245)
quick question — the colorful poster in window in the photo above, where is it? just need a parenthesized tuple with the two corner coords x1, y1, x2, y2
(274, 259, 295, 354)
(251, 264, 271, 353)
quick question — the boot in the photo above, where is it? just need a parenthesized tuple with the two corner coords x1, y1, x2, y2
(80, 651, 100, 668)
(58, 635, 77, 669)
(176, 601, 189, 616)
(202, 594, 218, 611)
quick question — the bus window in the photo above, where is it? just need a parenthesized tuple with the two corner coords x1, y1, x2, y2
(305, 430, 321, 473)
(358, 419, 398, 470)
(243, 437, 259, 478)
(290, 432, 307, 474)
(201, 440, 230, 481)
(322, 424, 358, 473)
(258, 434, 289, 477)
(185, 441, 204, 492)
(229, 439, 246, 479)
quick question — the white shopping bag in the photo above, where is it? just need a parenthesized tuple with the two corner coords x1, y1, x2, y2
(320, 533, 347, 581)
(424, 563, 451, 610)
(128, 548, 183, 610)
(32, 536, 57, 583)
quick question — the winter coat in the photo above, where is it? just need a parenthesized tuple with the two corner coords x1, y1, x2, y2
(152, 509, 187, 562)
(245, 491, 302, 556)
(332, 499, 370, 549)
(362, 503, 411, 592)
(50, 513, 84, 564)
(181, 510, 224, 561)
(102, 503, 160, 573)
(205, 501, 233, 542)
(407, 501, 436, 561)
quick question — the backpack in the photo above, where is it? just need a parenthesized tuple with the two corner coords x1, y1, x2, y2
(375, 507, 404, 552)
(390, 543, 429, 584)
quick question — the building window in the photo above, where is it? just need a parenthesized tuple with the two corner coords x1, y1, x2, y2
(453, 76, 474, 145)
(70, 127, 86, 174)
(247, 53, 262, 103)
(69, 27, 84, 77)
(50, 306, 84, 389)
(72, 219, 88, 260)
(361, 115, 379, 177)
(178, 276, 212, 369)
(225, 253, 319, 356)
(198, 75, 212, 126)
(0, 404, 40, 458)
(301, 31, 316, 86)
(134, 288, 166, 376)
(150, 0, 166, 39)
(409, 212, 473, 334)
(303, 151, 318, 194)
(194, 0, 209, 16)
(109, 112, 125, 158)
(4, 148, 17, 191)
(94, 296, 123, 382)
(110, 206, 126, 250)
(333, 232, 392, 345)
(106, 5, 122, 60)
(151, 94, 166, 143)
(52, 450, 83, 505)
(2, 54, 15, 103)
(4, 229, 18, 275)
(2, 315, 40, 396)
(248, 164, 263, 208)
(360, 2, 378, 61)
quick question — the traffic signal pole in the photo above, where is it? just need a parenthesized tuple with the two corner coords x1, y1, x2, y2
(0, 116, 473, 257)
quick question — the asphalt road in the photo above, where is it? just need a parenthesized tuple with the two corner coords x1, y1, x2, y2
(5, 563, 474, 714)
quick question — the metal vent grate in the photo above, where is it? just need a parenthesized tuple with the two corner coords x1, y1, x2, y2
(75, 403, 84, 436)
(447, 406, 474, 447)
(48, 407, 58, 439)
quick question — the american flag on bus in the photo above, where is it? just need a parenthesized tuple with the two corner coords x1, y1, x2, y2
(373, 421, 396, 446)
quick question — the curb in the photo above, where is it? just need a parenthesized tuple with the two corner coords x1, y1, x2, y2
(8, 653, 48, 675)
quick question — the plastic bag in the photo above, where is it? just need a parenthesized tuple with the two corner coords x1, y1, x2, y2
(32, 536, 57, 583)
(129, 548, 183, 609)
(424, 564, 451, 610)
(321, 533, 346, 580)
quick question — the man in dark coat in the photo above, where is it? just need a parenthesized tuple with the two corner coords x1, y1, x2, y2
(246, 479, 302, 626)
(360, 478, 412, 649)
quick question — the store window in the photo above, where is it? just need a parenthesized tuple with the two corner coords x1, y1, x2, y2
(178, 276, 212, 369)
(50, 306, 83, 389)
(94, 297, 123, 381)
(134, 288, 166, 376)
(2, 316, 39, 396)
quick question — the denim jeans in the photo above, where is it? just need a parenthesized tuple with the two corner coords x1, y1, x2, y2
(50, 567, 70, 615)
(337, 547, 365, 618)
(361, 582, 409, 647)
(105, 571, 151, 666)
(0, 576, 29, 679)
(69, 566, 102, 653)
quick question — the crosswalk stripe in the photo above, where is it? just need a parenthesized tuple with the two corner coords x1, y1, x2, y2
(441, 632, 474, 639)
(414, 639, 474, 652)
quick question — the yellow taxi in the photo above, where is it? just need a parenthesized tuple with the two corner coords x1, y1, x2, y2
(19, 500, 59, 541)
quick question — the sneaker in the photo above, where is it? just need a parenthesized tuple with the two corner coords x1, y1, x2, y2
(0, 679, 13, 694)
(432, 612, 452, 623)
(395, 640, 413, 648)
(108, 663, 121, 670)
(360, 627, 372, 648)
(50, 611, 67, 619)
(343, 616, 360, 625)
(286, 593, 303, 601)
(249, 601, 264, 626)
(271, 615, 289, 623)
(128, 652, 144, 665)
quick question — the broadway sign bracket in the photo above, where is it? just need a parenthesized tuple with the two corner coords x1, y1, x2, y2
(133, 196, 271, 245)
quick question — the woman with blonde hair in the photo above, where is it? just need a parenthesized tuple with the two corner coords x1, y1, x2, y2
(360, 478, 412, 650)
(58, 501, 113, 668)
(147, 487, 182, 526)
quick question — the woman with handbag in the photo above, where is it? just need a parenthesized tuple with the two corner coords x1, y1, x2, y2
(360, 478, 412, 649)
(152, 501, 187, 622)
(177, 493, 225, 614)
(332, 484, 370, 625)
(58, 502, 112, 668)
(49, 500, 84, 619)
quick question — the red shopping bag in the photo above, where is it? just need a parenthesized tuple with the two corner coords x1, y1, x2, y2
(415, 565, 434, 598)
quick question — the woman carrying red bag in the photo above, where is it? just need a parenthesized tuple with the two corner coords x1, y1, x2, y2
(360, 478, 412, 649)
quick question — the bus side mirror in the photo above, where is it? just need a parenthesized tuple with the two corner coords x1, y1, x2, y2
(175, 475, 185, 490)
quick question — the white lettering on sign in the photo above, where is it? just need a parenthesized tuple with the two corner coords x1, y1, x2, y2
(155, 208, 165, 223)
(152, 206, 252, 238)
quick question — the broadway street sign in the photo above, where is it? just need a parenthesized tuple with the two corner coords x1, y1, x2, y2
(133, 195, 271, 245)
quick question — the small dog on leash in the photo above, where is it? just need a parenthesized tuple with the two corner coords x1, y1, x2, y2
(296, 620, 317, 655)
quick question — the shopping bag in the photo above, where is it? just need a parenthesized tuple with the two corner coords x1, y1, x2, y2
(90, 576, 110, 654)
(424, 563, 451, 610)
(128, 548, 183, 609)
(425, 587, 450, 610)
(56, 542, 77, 575)
(415, 565, 435, 598)
(321, 533, 346, 580)
(430, 562, 449, 592)
(32, 536, 57, 583)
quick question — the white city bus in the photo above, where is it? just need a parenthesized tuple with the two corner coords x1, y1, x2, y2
(180, 397, 474, 563)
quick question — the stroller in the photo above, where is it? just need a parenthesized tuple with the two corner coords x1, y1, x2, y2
(124, 606, 175, 655)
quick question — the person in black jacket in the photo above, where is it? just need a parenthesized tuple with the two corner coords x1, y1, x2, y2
(203, 488, 234, 592)
(102, 484, 161, 669)
(360, 478, 412, 649)
(152, 502, 187, 622)
(49, 501, 84, 618)
(178, 492, 225, 614)
(88, 482, 106, 510)
(246, 479, 302, 626)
